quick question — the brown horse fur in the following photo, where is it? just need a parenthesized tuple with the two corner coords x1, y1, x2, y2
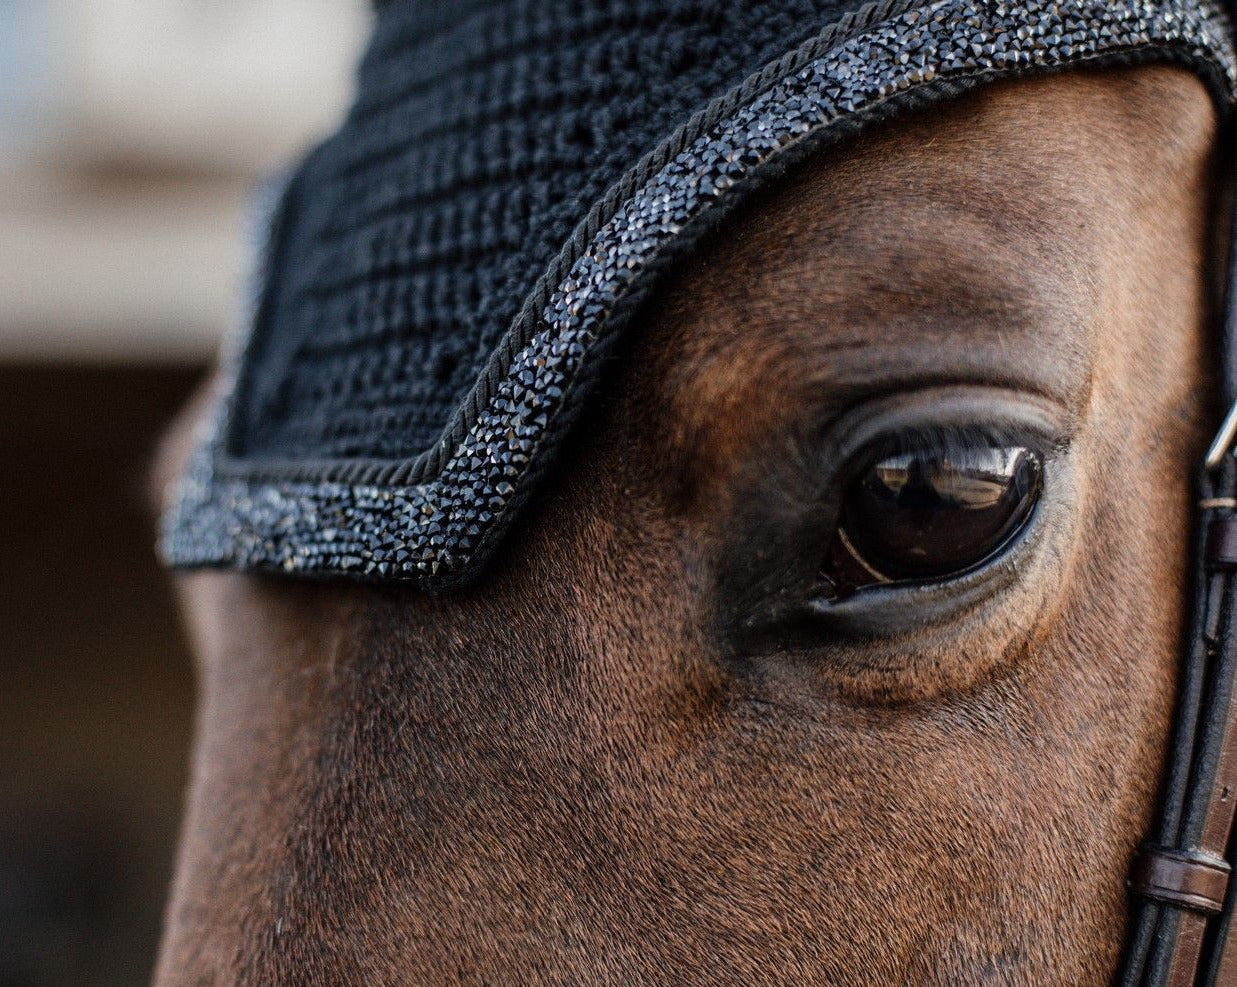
(153, 66, 1222, 985)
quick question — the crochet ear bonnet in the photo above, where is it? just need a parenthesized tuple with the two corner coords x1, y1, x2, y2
(161, 0, 1237, 589)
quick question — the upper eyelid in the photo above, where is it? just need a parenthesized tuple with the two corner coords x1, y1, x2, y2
(816, 386, 1073, 477)
(858, 423, 1046, 463)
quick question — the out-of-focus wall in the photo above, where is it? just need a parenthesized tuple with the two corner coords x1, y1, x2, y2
(0, 0, 370, 361)
(0, 5, 369, 985)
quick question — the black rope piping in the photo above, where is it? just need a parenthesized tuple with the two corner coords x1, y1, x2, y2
(161, 0, 1237, 588)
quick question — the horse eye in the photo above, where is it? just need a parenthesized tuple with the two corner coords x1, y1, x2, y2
(821, 443, 1042, 598)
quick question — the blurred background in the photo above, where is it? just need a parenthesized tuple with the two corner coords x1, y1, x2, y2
(0, 2, 369, 983)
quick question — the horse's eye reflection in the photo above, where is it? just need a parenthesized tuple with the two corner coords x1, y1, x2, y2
(818, 443, 1042, 601)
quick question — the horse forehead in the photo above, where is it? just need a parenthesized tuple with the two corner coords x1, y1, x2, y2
(664, 66, 1211, 323)
(636, 69, 1217, 475)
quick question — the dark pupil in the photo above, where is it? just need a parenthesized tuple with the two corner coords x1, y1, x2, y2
(842, 445, 1041, 581)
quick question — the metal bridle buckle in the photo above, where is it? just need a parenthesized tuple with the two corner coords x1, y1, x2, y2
(1206, 398, 1237, 472)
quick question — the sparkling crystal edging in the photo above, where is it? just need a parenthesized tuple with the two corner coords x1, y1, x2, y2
(160, 0, 1237, 586)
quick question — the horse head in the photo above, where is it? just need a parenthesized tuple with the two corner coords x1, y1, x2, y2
(152, 3, 1237, 983)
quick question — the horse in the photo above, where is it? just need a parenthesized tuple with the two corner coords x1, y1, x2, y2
(149, 13, 1234, 987)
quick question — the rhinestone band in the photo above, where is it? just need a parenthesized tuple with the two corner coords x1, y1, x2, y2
(161, 0, 1237, 586)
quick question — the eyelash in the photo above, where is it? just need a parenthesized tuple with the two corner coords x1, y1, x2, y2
(848, 423, 1036, 471)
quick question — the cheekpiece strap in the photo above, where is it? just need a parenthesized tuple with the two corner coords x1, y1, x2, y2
(1121, 137, 1237, 987)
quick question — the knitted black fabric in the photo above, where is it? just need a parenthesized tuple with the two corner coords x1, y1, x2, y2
(233, 0, 865, 464)
(162, 0, 1237, 586)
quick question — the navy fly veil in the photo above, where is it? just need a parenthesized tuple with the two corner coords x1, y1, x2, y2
(162, 0, 1237, 588)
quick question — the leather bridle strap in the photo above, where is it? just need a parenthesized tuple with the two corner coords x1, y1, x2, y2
(1120, 155, 1237, 985)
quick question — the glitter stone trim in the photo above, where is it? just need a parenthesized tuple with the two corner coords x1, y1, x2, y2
(161, 0, 1237, 587)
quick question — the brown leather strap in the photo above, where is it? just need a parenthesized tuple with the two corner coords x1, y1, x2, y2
(1118, 62, 1237, 987)
(1211, 909, 1237, 985)
(1167, 513, 1237, 987)
(1131, 848, 1230, 915)
(1177, 517, 1237, 987)
(1208, 519, 1237, 570)
(1121, 497, 1237, 987)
